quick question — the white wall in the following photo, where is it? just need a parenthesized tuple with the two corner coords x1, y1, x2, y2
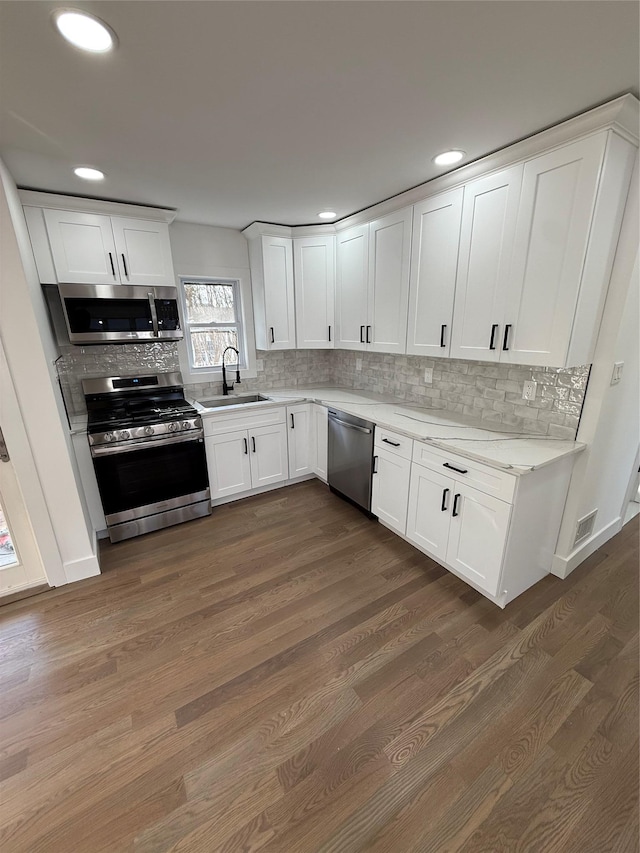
(0, 157, 99, 585)
(553, 154, 639, 576)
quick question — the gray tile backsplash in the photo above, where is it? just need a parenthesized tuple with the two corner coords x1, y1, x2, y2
(57, 344, 588, 438)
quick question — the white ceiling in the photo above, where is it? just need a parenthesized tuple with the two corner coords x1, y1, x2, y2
(1, 1, 638, 230)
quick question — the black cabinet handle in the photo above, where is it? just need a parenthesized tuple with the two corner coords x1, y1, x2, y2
(443, 462, 468, 474)
(121, 254, 129, 278)
(360, 325, 365, 343)
(290, 413, 295, 429)
(328, 325, 331, 342)
(503, 324, 512, 351)
(243, 437, 248, 455)
(489, 324, 499, 350)
(440, 324, 447, 347)
(251, 436, 256, 453)
(108, 252, 116, 277)
(452, 493, 461, 517)
(270, 327, 275, 344)
(441, 488, 450, 512)
(382, 438, 400, 447)
(372, 455, 378, 474)
(366, 325, 371, 344)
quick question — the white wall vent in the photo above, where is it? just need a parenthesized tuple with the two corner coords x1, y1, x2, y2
(574, 510, 597, 547)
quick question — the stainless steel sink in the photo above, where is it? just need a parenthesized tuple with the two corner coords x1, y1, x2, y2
(199, 394, 272, 408)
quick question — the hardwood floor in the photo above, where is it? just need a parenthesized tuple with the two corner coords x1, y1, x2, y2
(0, 480, 637, 852)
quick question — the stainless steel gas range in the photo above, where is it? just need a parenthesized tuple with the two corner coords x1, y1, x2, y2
(83, 372, 211, 542)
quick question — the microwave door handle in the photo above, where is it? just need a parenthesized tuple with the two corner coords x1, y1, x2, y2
(148, 292, 159, 337)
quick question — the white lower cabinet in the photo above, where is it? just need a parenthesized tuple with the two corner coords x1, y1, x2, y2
(313, 404, 328, 481)
(204, 407, 289, 501)
(404, 441, 575, 606)
(371, 428, 413, 535)
(287, 404, 315, 478)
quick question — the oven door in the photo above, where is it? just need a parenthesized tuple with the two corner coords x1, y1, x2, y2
(91, 433, 209, 525)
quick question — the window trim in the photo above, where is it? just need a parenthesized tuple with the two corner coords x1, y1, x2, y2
(176, 270, 257, 384)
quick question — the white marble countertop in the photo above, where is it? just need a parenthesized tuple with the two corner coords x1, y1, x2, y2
(199, 386, 585, 475)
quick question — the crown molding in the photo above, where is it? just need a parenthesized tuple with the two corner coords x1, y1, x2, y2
(18, 189, 177, 223)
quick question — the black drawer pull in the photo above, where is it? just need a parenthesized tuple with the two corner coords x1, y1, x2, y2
(366, 325, 371, 344)
(290, 413, 295, 429)
(328, 325, 331, 342)
(251, 436, 256, 453)
(489, 324, 499, 350)
(441, 488, 449, 512)
(373, 455, 378, 474)
(382, 438, 400, 447)
(443, 462, 468, 474)
(270, 327, 275, 344)
(121, 254, 129, 278)
(440, 324, 447, 347)
(503, 324, 512, 351)
(108, 252, 116, 277)
(452, 493, 461, 517)
(360, 325, 365, 343)
(243, 437, 248, 455)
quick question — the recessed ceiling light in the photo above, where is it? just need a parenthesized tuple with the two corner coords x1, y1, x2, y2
(74, 166, 105, 181)
(53, 9, 116, 53)
(433, 150, 465, 167)
(318, 211, 337, 220)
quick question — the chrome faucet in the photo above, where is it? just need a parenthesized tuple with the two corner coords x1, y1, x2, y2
(222, 346, 241, 396)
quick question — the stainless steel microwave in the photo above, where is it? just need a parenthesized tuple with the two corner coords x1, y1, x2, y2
(44, 283, 183, 345)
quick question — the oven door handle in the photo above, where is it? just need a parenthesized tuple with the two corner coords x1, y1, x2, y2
(148, 291, 160, 337)
(90, 431, 203, 457)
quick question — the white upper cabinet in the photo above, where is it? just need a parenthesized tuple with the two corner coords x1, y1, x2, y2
(335, 224, 369, 350)
(247, 234, 296, 350)
(110, 218, 174, 288)
(406, 188, 464, 358)
(43, 210, 119, 285)
(293, 235, 335, 349)
(367, 207, 412, 354)
(35, 206, 175, 287)
(502, 135, 608, 366)
(450, 165, 524, 362)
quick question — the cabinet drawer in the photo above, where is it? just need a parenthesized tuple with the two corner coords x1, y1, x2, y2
(412, 441, 516, 503)
(374, 427, 412, 460)
(203, 406, 285, 437)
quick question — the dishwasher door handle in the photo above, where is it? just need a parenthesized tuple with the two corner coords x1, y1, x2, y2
(330, 416, 372, 434)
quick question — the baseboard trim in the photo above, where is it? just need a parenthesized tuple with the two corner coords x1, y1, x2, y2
(551, 516, 623, 578)
(64, 552, 101, 584)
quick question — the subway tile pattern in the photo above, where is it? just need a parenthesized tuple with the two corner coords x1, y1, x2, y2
(57, 344, 588, 438)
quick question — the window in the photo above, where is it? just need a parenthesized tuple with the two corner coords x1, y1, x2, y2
(180, 278, 245, 371)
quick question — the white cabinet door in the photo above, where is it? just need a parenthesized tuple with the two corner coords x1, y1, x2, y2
(372, 448, 411, 535)
(205, 431, 252, 500)
(446, 483, 511, 596)
(294, 236, 335, 349)
(407, 188, 463, 358)
(335, 224, 369, 350)
(262, 236, 296, 349)
(450, 165, 523, 362)
(287, 404, 315, 478)
(502, 136, 606, 367)
(367, 207, 412, 353)
(249, 423, 289, 487)
(111, 217, 174, 287)
(313, 404, 328, 481)
(43, 209, 119, 285)
(406, 464, 454, 562)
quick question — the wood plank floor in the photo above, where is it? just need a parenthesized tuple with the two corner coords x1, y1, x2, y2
(0, 480, 637, 852)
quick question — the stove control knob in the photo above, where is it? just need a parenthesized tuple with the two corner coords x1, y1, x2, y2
(144, 426, 154, 436)
(103, 432, 114, 443)
(120, 430, 130, 440)
(181, 421, 191, 430)
(168, 422, 179, 432)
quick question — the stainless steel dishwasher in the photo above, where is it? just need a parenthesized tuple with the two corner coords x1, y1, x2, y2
(327, 408, 376, 515)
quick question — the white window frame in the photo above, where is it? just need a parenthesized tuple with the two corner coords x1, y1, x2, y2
(176, 270, 257, 383)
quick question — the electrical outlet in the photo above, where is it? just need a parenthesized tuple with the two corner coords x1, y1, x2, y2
(256, 358, 264, 372)
(356, 358, 363, 372)
(424, 368, 433, 384)
(522, 380, 537, 401)
(611, 362, 624, 385)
